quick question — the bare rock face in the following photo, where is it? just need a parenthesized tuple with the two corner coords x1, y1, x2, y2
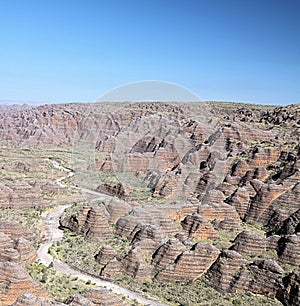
(60, 206, 114, 241)
(153, 240, 220, 283)
(67, 295, 94, 306)
(0, 232, 37, 265)
(274, 208, 300, 236)
(230, 230, 266, 255)
(131, 224, 166, 245)
(102, 198, 132, 223)
(212, 217, 241, 230)
(266, 235, 281, 251)
(121, 237, 161, 280)
(245, 260, 284, 296)
(81, 207, 114, 241)
(122, 245, 153, 280)
(156, 201, 198, 221)
(277, 273, 300, 306)
(95, 245, 117, 266)
(0, 261, 50, 306)
(96, 182, 132, 200)
(115, 206, 178, 239)
(277, 234, 300, 267)
(100, 258, 123, 280)
(197, 202, 241, 224)
(0, 181, 46, 209)
(152, 238, 187, 273)
(0, 221, 36, 241)
(0, 179, 65, 209)
(205, 250, 247, 292)
(181, 213, 218, 240)
(206, 251, 284, 296)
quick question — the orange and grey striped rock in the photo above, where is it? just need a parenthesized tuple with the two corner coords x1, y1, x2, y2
(153, 240, 220, 283)
(95, 245, 117, 266)
(230, 230, 266, 255)
(181, 213, 218, 240)
(0, 262, 50, 306)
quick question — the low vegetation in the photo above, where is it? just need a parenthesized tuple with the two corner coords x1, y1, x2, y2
(116, 277, 281, 306)
(0, 206, 45, 229)
(27, 261, 95, 302)
(49, 229, 131, 276)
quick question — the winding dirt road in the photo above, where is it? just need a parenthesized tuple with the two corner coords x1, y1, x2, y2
(37, 159, 166, 306)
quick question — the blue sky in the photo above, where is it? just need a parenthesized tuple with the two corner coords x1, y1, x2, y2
(0, 0, 299, 105)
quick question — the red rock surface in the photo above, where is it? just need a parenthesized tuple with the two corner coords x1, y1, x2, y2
(0, 262, 50, 306)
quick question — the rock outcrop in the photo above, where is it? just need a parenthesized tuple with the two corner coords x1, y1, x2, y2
(75, 288, 128, 306)
(277, 234, 300, 267)
(277, 273, 300, 306)
(0, 232, 37, 265)
(60, 206, 114, 241)
(153, 241, 220, 282)
(181, 213, 218, 240)
(230, 230, 266, 256)
(115, 206, 178, 239)
(0, 221, 36, 241)
(206, 251, 284, 296)
(205, 250, 247, 292)
(95, 245, 117, 266)
(0, 261, 50, 306)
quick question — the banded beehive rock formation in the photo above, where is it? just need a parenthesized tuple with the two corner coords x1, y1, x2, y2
(245, 260, 284, 296)
(0, 232, 37, 265)
(156, 200, 198, 221)
(230, 230, 266, 256)
(60, 206, 114, 241)
(96, 182, 132, 200)
(205, 250, 247, 292)
(152, 238, 187, 273)
(231, 259, 284, 296)
(0, 261, 50, 306)
(95, 245, 117, 266)
(181, 213, 218, 239)
(277, 273, 300, 306)
(274, 207, 300, 236)
(131, 224, 166, 245)
(197, 202, 241, 224)
(0, 221, 36, 241)
(102, 198, 132, 223)
(67, 295, 94, 306)
(100, 258, 123, 280)
(122, 245, 153, 280)
(154, 242, 220, 283)
(277, 234, 300, 267)
(115, 206, 178, 239)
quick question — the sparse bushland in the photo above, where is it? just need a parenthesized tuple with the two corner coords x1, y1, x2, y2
(0, 146, 73, 182)
(49, 229, 131, 276)
(0, 206, 46, 246)
(191, 221, 265, 251)
(0, 206, 45, 229)
(70, 169, 153, 201)
(27, 261, 95, 303)
(116, 277, 281, 306)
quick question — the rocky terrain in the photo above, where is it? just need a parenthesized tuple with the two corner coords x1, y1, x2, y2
(0, 101, 299, 305)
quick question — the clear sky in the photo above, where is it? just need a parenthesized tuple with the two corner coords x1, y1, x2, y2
(0, 0, 299, 105)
